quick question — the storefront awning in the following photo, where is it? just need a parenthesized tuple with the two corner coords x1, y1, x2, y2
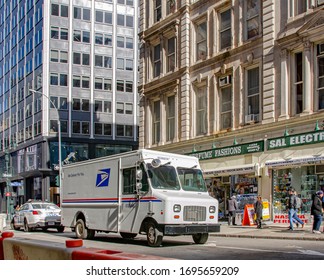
(203, 163, 259, 177)
(265, 155, 324, 168)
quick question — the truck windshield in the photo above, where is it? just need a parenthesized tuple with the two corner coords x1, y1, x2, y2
(177, 167, 207, 192)
(146, 164, 181, 190)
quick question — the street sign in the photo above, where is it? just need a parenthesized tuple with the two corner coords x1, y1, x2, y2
(3, 173, 12, 178)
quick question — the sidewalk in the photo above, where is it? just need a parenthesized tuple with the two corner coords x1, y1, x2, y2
(213, 222, 324, 241)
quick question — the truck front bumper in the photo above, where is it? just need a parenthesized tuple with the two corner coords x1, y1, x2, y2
(164, 224, 221, 235)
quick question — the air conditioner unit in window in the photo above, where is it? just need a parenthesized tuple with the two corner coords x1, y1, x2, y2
(219, 75, 231, 87)
(245, 114, 259, 124)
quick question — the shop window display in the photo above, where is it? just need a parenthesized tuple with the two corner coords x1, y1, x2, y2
(273, 166, 321, 215)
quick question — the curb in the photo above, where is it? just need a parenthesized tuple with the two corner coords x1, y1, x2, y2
(213, 233, 324, 241)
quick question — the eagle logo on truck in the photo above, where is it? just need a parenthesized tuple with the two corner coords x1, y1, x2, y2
(96, 168, 111, 187)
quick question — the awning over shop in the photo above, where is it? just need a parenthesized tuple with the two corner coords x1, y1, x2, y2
(203, 163, 259, 177)
(265, 155, 324, 168)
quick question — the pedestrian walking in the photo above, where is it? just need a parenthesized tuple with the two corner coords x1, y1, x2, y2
(254, 195, 263, 229)
(227, 195, 238, 226)
(311, 190, 323, 234)
(287, 187, 305, 230)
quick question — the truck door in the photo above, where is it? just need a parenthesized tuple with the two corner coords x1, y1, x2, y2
(119, 165, 149, 233)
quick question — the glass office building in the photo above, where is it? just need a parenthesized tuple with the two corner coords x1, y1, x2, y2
(0, 0, 138, 214)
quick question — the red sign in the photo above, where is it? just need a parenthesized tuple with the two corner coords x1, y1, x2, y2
(5, 192, 11, 197)
(273, 214, 309, 224)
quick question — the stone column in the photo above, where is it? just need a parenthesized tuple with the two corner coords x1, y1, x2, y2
(279, 49, 289, 120)
(302, 40, 312, 115)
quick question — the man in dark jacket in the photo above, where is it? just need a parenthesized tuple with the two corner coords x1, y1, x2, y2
(311, 190, 323, 234)
(254, 195, 263, 229)
(227, 196, 238, 226)
(287, 188, 305, 230)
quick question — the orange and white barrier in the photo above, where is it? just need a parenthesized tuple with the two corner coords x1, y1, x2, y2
(0, 232, 173, 260)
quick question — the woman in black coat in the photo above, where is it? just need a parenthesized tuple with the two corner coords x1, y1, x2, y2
(254, 195, 263, 229)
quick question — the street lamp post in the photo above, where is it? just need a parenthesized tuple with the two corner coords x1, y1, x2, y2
(29, 89, 62, 197)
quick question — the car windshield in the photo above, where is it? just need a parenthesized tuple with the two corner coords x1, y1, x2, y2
(146, 163, 181, 190)
(177, 167, 207, 192)
(32, 203, 59, 210)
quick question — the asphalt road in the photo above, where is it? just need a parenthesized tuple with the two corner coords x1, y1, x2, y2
(6, 228, 324, 260)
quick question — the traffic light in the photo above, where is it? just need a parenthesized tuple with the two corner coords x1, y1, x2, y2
(55, 175, 60, 186)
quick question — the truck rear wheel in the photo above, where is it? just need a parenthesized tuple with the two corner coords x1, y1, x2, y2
(146, 222, 163, 247)
(75, 219, 88, 239)
(192, 233, 209, 244)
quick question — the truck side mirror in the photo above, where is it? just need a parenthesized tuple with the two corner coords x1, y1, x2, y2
(136, 182, 142, 191)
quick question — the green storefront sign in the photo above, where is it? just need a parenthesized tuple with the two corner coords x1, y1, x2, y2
(190, 141, 264, 161)
(267, 131, 324, 150)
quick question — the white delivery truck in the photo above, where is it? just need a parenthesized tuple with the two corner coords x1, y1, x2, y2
(61, 149, 220, 246)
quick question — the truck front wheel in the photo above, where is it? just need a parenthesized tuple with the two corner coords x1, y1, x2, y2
(192, 233, 209, 244)
(146, 222, 163, 247)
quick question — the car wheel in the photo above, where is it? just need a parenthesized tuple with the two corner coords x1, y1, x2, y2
(11, 219, 20, 231)
(120, 232, 137, 239)
(24, 219, 32, 232)
(41, 227, 48, 232)
(75, 219, 88, 239)
(192, 233, 209, 244)
(57, 226, 65, 233)
(146, 222, 163, 247)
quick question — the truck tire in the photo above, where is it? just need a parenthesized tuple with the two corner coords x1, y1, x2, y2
(75, 219, 88, 239)
(120, 232, 137, 239)
(11, 219, 20, 231)
(192, 233, 209, 244)
(57, 226, 65, 233)
(146, 222, 163, 247)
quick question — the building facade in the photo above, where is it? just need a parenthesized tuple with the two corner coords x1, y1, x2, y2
(139, 0, 324, 222)
(0, 0, 139, 215)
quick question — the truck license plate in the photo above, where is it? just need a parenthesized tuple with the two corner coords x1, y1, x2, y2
(48, 222, 55, 225)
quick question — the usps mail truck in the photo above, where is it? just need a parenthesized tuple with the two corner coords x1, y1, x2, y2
(61, 149, 220, 246)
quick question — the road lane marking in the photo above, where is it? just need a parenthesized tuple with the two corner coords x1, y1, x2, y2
(204, 243, 324, 256)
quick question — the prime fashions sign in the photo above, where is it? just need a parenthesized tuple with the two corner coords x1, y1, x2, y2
(190, 141, 264, 160)
(267, 131, 324, 150)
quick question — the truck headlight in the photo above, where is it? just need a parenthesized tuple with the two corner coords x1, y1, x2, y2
(209, 206, 216, 213)
(173, 204, 181, 212)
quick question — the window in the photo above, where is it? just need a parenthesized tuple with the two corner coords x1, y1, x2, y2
(104, 56, 112, 68)
(60, 28, 68, 40)
(126, 37, 133, 49)
(83, 31, 90, 43)
(220, 9, 231, 50)
(246, 0, 260, 39)
(104, 101, 112, 112)
(317, 44, 324, 110)
(246, 68, 260, 121)
(51, 4, 59, 16)
(167, 0, 176, 15)
(60, 74, 68, 86)
(95, 78, 103, 90)
(126, 81, 133, 92)
(83, 9, 90, 21)
(126, 15, 133, 27)
(51, 50, 59, 62)
(123, 168, 136, 194)
(153, 44, 161, 77)
(74, 7, 81, 19)
(74, 30, 81, 42)
(125, 103, 133, 114)
(73, 52, 81, 64)
(117, 80, 124, 91)
(73, 98, 81, 110)
(125, 59, 133, 71)
(82, 122, 90, 134)
(83, 53, 90, 65)
(95, 100, 103, 112)
(95, 123, 111, 135)
(61, 5, 68, 17)
(196, 86, 207, 136)
(167, 95, 175, 141)
(73, 76, 81, 87)
(117, 14, 124, 25)
(167, 37, 176, 72)
(196, 22, 207, 61)
(82, 99, 90, 111)
(95, 33, 103, 45)
(60, 97, 68, 110)
(96, 10, 103, 22)
(104, 34, 112, 46)
(295, 52, 303, 114)
(117, 58, 124, 70)
(51, 27, 59, 39)
(117, 102, 124, 114)
(50, 73, 58, 85)
(82, 76, 90, 88)
(220, 85, 232, 130)
(153, 101, 160, 144)
(117, 36, 125, 48)
(60, 51, 68, 63)
(72, 121, 81, 134)
(104, 79, 112, 91)
(154, 0, 162, 22)
(95, 55, 103, 67)
(290, 0, 307, 16)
